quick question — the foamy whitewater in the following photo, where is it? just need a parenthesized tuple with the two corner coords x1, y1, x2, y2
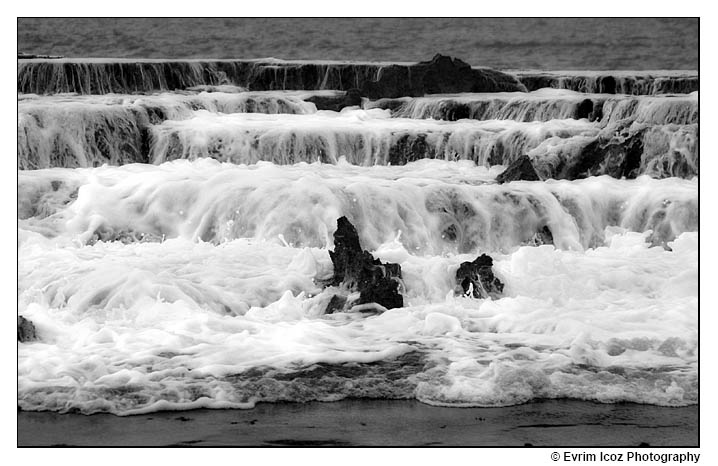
(17, 159, 698, 414)
(17, 60, 698, 416)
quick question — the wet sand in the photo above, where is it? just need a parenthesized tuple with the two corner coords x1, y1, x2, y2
(17, 399, 698, 447)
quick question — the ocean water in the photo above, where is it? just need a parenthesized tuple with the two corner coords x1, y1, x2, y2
(17, 22, 698, 417)
(17, 17, 698, 70)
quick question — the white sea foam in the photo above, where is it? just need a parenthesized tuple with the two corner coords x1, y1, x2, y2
(16, 160, 698, 414)
(18, 223, 698, 414)
(18, 160, 696, 253)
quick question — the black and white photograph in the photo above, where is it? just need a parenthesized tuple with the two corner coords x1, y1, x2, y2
(16, 14, 700, 451)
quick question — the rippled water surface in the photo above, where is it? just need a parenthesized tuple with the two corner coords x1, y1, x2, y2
(17, 17, 698, 69)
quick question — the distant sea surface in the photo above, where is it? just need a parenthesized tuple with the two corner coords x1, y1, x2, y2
(18, 17, 698, 70)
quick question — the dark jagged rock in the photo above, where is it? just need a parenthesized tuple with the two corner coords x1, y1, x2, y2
(303, 94, 341, 111)
(18, 316, 38, 342)
(326, 216, 403, 312)
(562, 129, 646, 180)
(598, 131, 645, 179)
(496, 155, 541, 183)
(455, 254, 504, 299)
(362, 54, 526, 99)
(328, 216, 364, 286)
(304, 88, 364, 111)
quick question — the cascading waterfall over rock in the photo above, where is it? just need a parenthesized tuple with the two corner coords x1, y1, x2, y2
(17, 55, 527, 96)
(374, 90, 698, 126)
(514, 70, 698, 95)
(17, 91, 320, 169)
(18, 86, 698, 180)
(18, 160, 697, 253)
(147, 110, 602, 168)
(18, 58, 696, 96)
(17, 54, 698, 416)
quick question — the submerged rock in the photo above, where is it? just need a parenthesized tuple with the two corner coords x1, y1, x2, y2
(325, 216, 403, 313)
(325, 294, 349, 314)
(529, 225, 554, 246)
(563, 129, 646, 180)
(575, 99, 594, 120)
(599, 76, 617, 94)
(17, 316, 38, 342)
(455, 254, 504, 299)
(388, 133, 434, 165)
(304, 88, 364, 111)
(496, 155, 541, 183)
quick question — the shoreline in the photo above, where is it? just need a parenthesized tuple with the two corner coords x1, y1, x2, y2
(18, 399, 698, 447)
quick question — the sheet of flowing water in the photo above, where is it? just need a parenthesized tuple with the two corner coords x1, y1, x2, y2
(18, 160, 697, 415)
(18, 91, 698, 178)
